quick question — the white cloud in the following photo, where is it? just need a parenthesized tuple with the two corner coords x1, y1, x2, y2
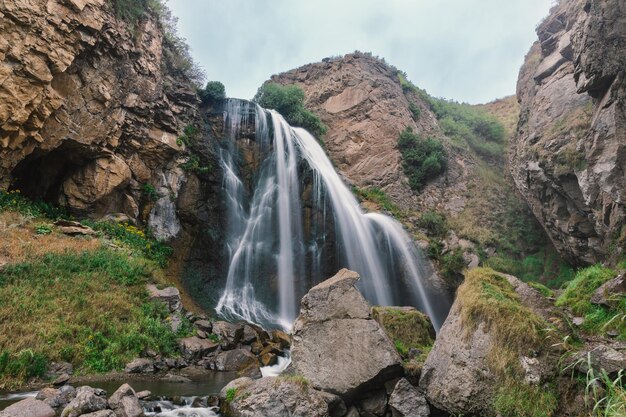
(167, 0, 552, 103)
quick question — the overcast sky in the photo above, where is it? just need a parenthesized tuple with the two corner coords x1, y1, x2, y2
(168, 0, 554, 104)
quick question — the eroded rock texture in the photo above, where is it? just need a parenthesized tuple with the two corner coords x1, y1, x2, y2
(512, 0, 626, 265)
(0, 0, 199, 236)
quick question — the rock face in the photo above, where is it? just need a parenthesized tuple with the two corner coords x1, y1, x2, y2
(291, 269, 403, 398)
(268, 53, 442, 209)
(219, 377, 332, 417)
(512, 0, 626, 264)
(388, 378, 430, 417)
(0, 0, 198, 235)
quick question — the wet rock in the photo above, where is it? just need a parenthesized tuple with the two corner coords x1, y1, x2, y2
(135, 391, 151, 400)
(260, 352, 277, 367)
(292, 269, 403, 398)
(241, 325, 259, 344)
(271, 329, 291, 349)
(79, 411, 116, 417)
(590, 274, 625, 308)
(146, 285, 182, 313)
(61, 386, 108, 417)
(219, 376, 331, 417)
(0, 398, 55, 417)
(388, 378, 429, 417)
(214, 349, 259, 372)
(212, 321, 244, 349)
(108, 383, 143, 417)
(124, 358, 154, 374)
(194, 319, 213, 333)
(345, 406, 360, 417)
(179, 336, 219, 361)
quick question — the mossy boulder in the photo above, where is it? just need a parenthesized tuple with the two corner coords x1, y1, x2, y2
(372, 306, 435, 351)
(419, 268, 560, 417)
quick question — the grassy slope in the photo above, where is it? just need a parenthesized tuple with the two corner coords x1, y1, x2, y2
(0, 191, 189, 389)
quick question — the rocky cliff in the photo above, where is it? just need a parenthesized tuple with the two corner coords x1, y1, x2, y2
(267, 53, 443, 210)
(512, 0, 626, 265)
(0, 0, 200, 238)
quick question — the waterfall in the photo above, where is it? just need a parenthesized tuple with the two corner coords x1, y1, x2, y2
(215, 99, 450, 330)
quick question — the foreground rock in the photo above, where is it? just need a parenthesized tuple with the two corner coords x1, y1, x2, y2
(389, 378, 430, 417)
(291, 269, 403, 398)
(419, 268, 557, 416)
(108, 384, 144, 417)
(219, 377, 333, 417)
(60, 386, 108, 417)
(0, 398, 55, 417)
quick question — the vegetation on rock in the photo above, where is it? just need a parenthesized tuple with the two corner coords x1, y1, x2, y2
(254, 83, 327, 138)
(458, 268, 558, 417)
(556, 265, 625, 339)
(0, 192, 183, 389)
(353, 187, 403, 218)
(199, 81, 226, 105)
(397, 127, 447, 192)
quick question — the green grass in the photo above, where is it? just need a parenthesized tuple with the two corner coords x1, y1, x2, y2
(585, 356, 626, 417)
(556, 265, 624, 339)
(398, 71, 506, 161)
(81, 220, 173, 267)
(225, 387, 237, 402)
(494, 382, 558, 417)
(0, 190, 66, 219)
(0, 248, 186, 389)
(353, 187, 403, 218)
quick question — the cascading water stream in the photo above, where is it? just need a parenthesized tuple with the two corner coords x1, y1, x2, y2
(215, 99, 450, 330)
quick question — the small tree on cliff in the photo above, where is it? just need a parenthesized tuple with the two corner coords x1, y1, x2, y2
(254, 83, 327, 139)
(199, 81, 226, 105)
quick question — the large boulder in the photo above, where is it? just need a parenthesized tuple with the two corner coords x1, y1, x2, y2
(419, 268, 556, 416)
(60, 386, 108, 417)
(124, 358, 154, 374)
(291, 269, 403, 398)
(219, 377, 332, 417)
(36, 385, 76, 409)
(108, 383, 143, 417)
(178, 336, 219, 361)
(0, 398, 55, 417)
(213, 349, 259, 372)
(590, 274, 625, 308)
(212, 321, 244, 349)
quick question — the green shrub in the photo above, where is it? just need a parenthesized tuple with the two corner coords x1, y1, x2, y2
(199, 81, 226, 105)
(35, 224, 53, 235)
(142, 184, 159, 202)
(409, 102, 421, 121)
(397, 71, 506, 161)
(397, 127, 447, 192)
(254, 83, 327, 139)
(417, 211, 447, 238)
(353, 187, 402, 218)
(113, 0, 148, 23)
(181, 154, 212, 175)
(0, 189, 66, 219)
(0, 350, 48, 380)
(225, 387, 237, 402)
(440, 248, 466, 284)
